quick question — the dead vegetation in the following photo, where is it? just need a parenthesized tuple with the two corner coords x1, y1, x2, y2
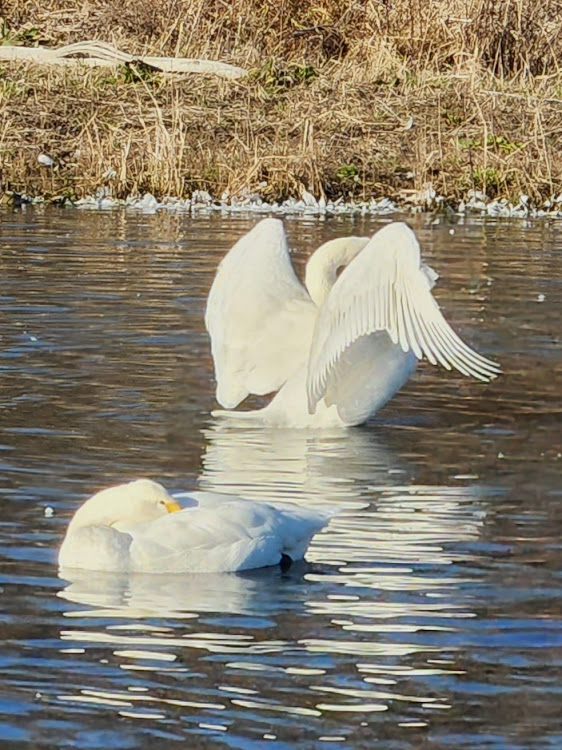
(1, 0, 562, 204)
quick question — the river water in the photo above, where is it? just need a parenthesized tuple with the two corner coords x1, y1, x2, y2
(0, 209, 560, 749)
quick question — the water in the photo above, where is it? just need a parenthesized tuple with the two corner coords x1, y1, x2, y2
(0, 209, 560, 749)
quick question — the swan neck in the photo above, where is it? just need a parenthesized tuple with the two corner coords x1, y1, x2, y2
(67, 506, 111, 532)
(305, 259, 336, 308)
(66, 490, 122, 532)
(305, 236, 369, 307)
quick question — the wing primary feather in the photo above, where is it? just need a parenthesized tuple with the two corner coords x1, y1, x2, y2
(356, 297, 363, 340)
(383, 281, 390, 331)
(397, 286, 408, 348)
(421, 317, 452, 369)
(429, 323, 482, 378)
(420, 309, 480, 376)
(387, 283, 399, 344)
(395, 284, 405, 350)
(390, 282, 396, 334)
(378, 284, 384, 329)
(402, 284, 424, 359)
(426, 317, 496, 380)
(414, 291, 480, 374)
(369, 286, 377, 333)
(360, 294, 367, 337)
(408, 281, 500, 378)
(407, 290, 445, 367)
(374, 285, 382, 331)
(434, 316, 501, 374)
(360, 293, 368, 334)
(428, 311, 501, 377)
(351, 299, 359, 342)
(398, 284, 411, 352)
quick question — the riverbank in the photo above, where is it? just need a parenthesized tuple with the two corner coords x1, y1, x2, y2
(2, 0, 562, 209)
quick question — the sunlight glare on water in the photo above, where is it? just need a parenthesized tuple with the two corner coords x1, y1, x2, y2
(0, 209, 560, 749)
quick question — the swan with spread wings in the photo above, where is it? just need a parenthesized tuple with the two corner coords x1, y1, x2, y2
(205, 219, 500, 427)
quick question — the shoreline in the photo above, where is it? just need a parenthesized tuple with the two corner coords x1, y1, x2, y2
(6, 188, 562, 221)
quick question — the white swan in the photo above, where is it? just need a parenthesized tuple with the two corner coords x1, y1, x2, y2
(58, 479, 333, 573)
(205, 219, 501, 427)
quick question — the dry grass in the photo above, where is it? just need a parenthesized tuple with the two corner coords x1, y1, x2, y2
(1, 0, 562, 203)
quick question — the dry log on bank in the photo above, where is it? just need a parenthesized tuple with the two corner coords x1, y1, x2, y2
(0, 40, 247, 80)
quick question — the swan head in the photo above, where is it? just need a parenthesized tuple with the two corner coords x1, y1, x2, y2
(304, 236, 370, 307)
(67, 479, 182, 533)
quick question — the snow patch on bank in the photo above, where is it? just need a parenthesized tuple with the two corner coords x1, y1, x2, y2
(18, 184, 562, 219)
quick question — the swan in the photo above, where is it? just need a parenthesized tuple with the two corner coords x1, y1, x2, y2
(58, 478, 333, 573)
(205, 219, 501, 427)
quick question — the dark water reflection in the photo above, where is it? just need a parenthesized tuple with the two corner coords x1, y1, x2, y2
(0, 209, 560, 748)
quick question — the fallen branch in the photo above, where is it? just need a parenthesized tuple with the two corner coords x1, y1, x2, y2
(0, 40, 247, 80)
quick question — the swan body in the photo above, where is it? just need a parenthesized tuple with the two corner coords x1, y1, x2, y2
(58, 479, 333, 573)
(205, 219, 500, 427)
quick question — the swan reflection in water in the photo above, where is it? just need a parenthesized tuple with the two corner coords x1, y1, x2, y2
(199, 420, 487, 569)
(56, 424, 489, 723)
(58, 563, 309, 619)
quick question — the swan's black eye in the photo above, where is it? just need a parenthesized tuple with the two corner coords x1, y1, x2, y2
(336, 264, 346, 278)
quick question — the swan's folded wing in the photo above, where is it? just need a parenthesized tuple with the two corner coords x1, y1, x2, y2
(129, 495, 334, 573)
(129, 501, 270, 572)
(205, 218, 317, 408)
(306, 222, 501, 413)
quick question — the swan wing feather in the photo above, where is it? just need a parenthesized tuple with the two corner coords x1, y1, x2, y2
(205, 218, 317, 408)
(306, 222, 501, 413)
(130, 493, 333, 573)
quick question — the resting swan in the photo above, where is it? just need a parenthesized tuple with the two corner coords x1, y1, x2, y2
(58, 479, 333, 573)
(205, 219, 500, 427)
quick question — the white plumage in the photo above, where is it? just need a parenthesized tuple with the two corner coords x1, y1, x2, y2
(58, 479, 333, 573)
(205, 219, 501, 427)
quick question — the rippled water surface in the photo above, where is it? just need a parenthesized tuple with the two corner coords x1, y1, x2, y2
(0, 209, 560, 749)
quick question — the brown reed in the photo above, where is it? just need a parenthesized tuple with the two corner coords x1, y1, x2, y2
(1, 0, 562, 204)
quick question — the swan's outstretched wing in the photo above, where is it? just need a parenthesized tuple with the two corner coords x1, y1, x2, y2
(307, 222, 501, 414)
(205, 218, 317, 408)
